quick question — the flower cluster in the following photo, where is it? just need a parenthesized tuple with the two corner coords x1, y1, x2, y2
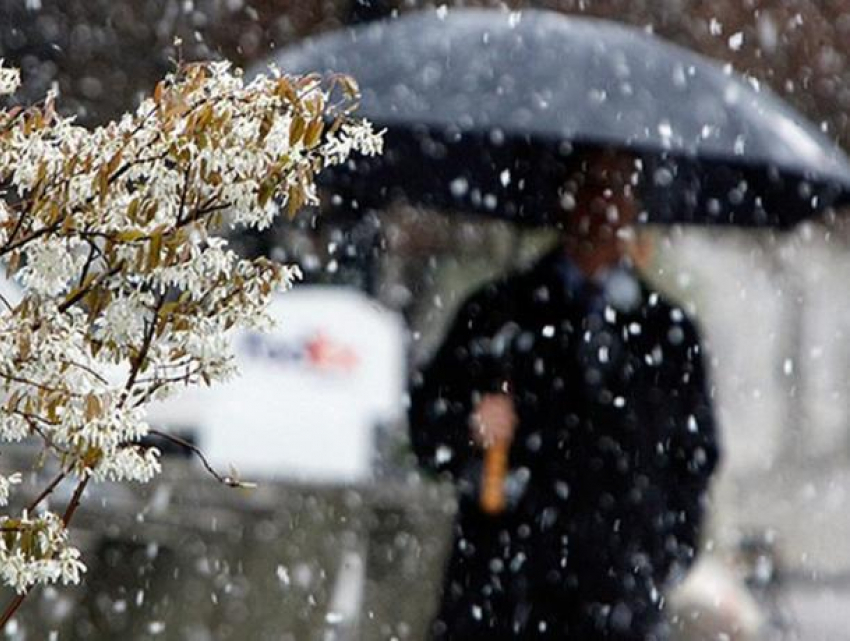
(0, 474, 21, 507)
(0, 60, 382, 597)
(0, 61, 20, 96)
(0, 512, 85, 593)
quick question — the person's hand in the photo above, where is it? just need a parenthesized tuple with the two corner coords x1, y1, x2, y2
(470, 393, 517, 448)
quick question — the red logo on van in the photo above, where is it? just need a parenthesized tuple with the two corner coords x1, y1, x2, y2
(242, 331, 360, 375)
(304, 332, 360, 373)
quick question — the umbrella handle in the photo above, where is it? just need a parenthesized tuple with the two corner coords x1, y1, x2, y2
(480, 436, 510, 515)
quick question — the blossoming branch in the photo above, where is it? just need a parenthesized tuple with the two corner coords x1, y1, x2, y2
(0, 58, 382, 613)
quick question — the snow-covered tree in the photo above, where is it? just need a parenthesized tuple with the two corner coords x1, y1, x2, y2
(0, 58, 381, 624)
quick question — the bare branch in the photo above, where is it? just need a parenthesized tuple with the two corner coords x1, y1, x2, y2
(119, 295, 164, 406)
(147, 429, 255, 488)
(61, 473, 90, 526)
(57, 261, 124, 313)
(27, 470, 68, 513)
(58, 359, 110, 386)
(0, 595, 26, 630)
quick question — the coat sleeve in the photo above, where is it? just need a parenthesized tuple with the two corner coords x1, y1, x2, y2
(408, 285, 510, 479)
(665, 318, 721, 574)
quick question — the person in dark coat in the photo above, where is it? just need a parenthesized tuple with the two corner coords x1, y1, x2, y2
(409, 152, 720, 640)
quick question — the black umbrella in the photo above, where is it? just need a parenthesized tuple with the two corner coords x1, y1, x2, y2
(271, 8, 850, 228)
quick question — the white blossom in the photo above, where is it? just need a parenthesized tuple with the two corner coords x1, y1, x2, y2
(93, 447, 161, 483)
(0, 512, 85, 593)
(94, 294, 150, 346)
(17, 239, 86, 296)
(0, 473, 21, 506)
(322, 120, 385, 165)
(0, 413, 29, 442)
(0, 59, 382, 598)
(0, 61, 20, 96)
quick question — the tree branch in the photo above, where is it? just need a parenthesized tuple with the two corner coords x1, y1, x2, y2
(61, 474, 90, 526)
(147, 429, 254, 488)
(27, 470, 67, 513)
(58, 359, 109, 386)
(118, 295, 164, 406)
(0, 596, 25, 631)
(0, 291, 12, 313)
(0, 222, 59, 258)
(57, 262, 124, 313)
(0, 372, 80, 398)
(76, 241, 100, 290)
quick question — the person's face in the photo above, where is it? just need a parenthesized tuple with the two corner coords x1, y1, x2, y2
(562, 153, 641, 256)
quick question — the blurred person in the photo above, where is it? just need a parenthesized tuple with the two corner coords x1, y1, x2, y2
(666, 555, 765, 640)
(409, 151, 720, 640)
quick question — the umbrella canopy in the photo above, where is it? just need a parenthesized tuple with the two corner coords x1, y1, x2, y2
(271, 8, 850, 228)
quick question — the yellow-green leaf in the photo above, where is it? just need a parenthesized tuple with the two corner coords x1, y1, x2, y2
(289, 115, 306, 146)
(84, 394, 101, 421)
(304, 119, 324, 149)
(147, 233, 163, 271)
(257, 179, 276, 208)
(116, 230, 147, 242)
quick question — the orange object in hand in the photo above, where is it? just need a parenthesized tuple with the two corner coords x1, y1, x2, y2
(480, 436, 510, 515)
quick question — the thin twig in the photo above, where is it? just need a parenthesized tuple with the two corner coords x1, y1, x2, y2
(175, 162, 193, 226)
(25, 419, 72, 458)
(61, 474, 90, 526)
(0, 222, 57, 258)
(119, 296, 164, 405)
(178, 200, 231, 229)
(147, 429, 253, 488)
(105, 151, 169, 188)
(57, 262, 124, 313)
(132, 365, 202, 387)
(0, 595, 25, 630)
(27, 470, 67, 513)
(4, 204, 29, 249)
(59, 359, 109, 386)
(76, 241, 99, 289)
(0, 372, 80, 398)
(9, 409, 59, 428)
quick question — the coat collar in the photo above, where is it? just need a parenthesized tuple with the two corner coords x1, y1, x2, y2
(524, 244, 653, 315)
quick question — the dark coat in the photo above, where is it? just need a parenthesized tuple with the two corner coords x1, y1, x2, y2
(409, 248, 720, 640)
